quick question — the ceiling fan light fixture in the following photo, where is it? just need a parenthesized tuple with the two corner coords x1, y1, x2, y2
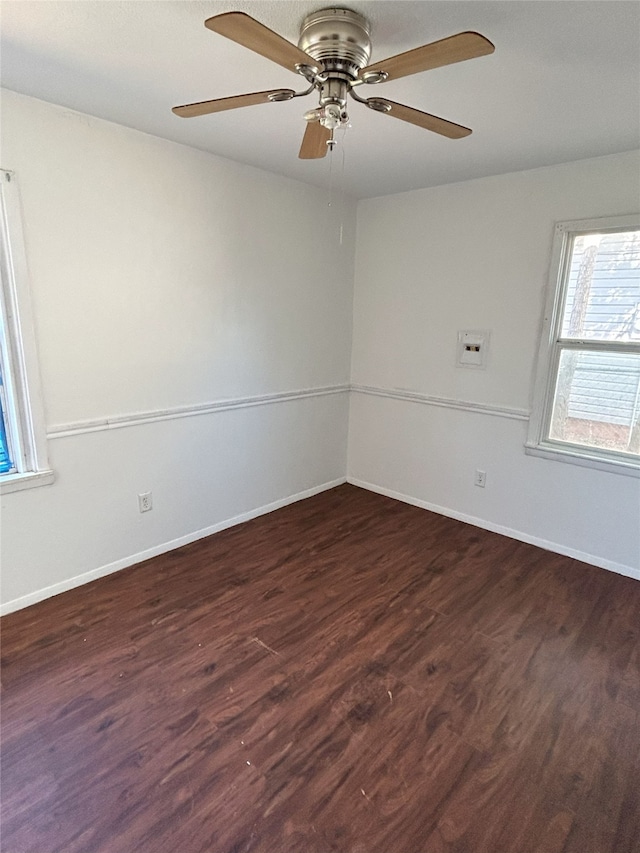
(320, 103, 342, 130)
(304, 104, 348, 131)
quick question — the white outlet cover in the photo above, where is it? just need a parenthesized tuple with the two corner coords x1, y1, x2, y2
(138, 492, 153, 512)
(457, 330, 489, 369)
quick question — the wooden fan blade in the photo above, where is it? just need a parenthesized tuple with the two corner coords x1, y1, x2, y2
(360, 31, 494, 82)
(368, 98, 472, 138)
(299, 120, 330, 159)
(205, 11, 318, 75)
(172, 89, 295, 118)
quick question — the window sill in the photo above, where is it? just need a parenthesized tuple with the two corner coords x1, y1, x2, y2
(525, 442, 640, 478)
(0, 469, 55, 494)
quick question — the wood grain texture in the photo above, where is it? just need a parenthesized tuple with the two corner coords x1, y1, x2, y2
(360, 31, 495, 82)
(375, 100, 472, 138)
(173, 91, 295, 119)
(1, 484, 639, 853)
(204, 12, 316, 75)
(299, 120, 330, 159)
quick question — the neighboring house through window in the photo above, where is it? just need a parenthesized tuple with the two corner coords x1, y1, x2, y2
(528, 214, 640, 474)
(0, 169, 53, 493)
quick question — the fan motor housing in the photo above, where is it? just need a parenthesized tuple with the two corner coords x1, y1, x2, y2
(298, 8, 372, 78)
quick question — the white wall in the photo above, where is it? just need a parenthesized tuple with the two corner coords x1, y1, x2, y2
(349, 152, 640, 578)
(0, 90, 356, 612)
(1, 90, 638, 614)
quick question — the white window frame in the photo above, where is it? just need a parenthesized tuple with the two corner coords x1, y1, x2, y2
(526, 214, 640, 477)
(0, 169, 53, 494)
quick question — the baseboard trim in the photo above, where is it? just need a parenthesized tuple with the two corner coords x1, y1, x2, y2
(5, 473, 636, 614)
(0, 477, 347, 616)
(348, 476, 640, 583)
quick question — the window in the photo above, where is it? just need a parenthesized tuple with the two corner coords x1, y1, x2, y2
(528, 215, 640, 475)
(0, 169, 53, 493)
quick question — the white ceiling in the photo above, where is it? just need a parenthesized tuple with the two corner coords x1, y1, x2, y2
(1, 0, 639, 198)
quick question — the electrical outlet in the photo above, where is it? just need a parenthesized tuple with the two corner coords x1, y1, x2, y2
(138, 491, 153, 512)
(474, 470, 486, 488)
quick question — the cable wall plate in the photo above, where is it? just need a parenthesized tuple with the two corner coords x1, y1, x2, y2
(456, 330, 489, 369)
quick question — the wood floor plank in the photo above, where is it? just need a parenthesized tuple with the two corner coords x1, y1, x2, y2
(1, 484, 639, 853)
(562, 700, 640, 853)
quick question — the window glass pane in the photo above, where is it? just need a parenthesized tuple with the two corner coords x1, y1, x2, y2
(0, 364, 14, 473)
(549, 349, 640, 455)
(561, 230, 640, 342)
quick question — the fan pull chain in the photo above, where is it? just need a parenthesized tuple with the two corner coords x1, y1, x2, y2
(327, 133, 335, 211)
(339, 132, 347, 245)
(326, 127, 348, 246)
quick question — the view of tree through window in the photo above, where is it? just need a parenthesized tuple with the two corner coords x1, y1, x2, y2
(549, 229, 640, 456)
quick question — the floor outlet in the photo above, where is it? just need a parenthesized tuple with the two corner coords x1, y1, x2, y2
(138, 492, 153, 512)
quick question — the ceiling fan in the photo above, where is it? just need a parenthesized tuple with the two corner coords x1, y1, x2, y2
(172, 8, 495, 159)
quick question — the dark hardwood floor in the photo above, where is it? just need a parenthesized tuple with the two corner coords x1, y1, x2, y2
(1, 484, 639, 853)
